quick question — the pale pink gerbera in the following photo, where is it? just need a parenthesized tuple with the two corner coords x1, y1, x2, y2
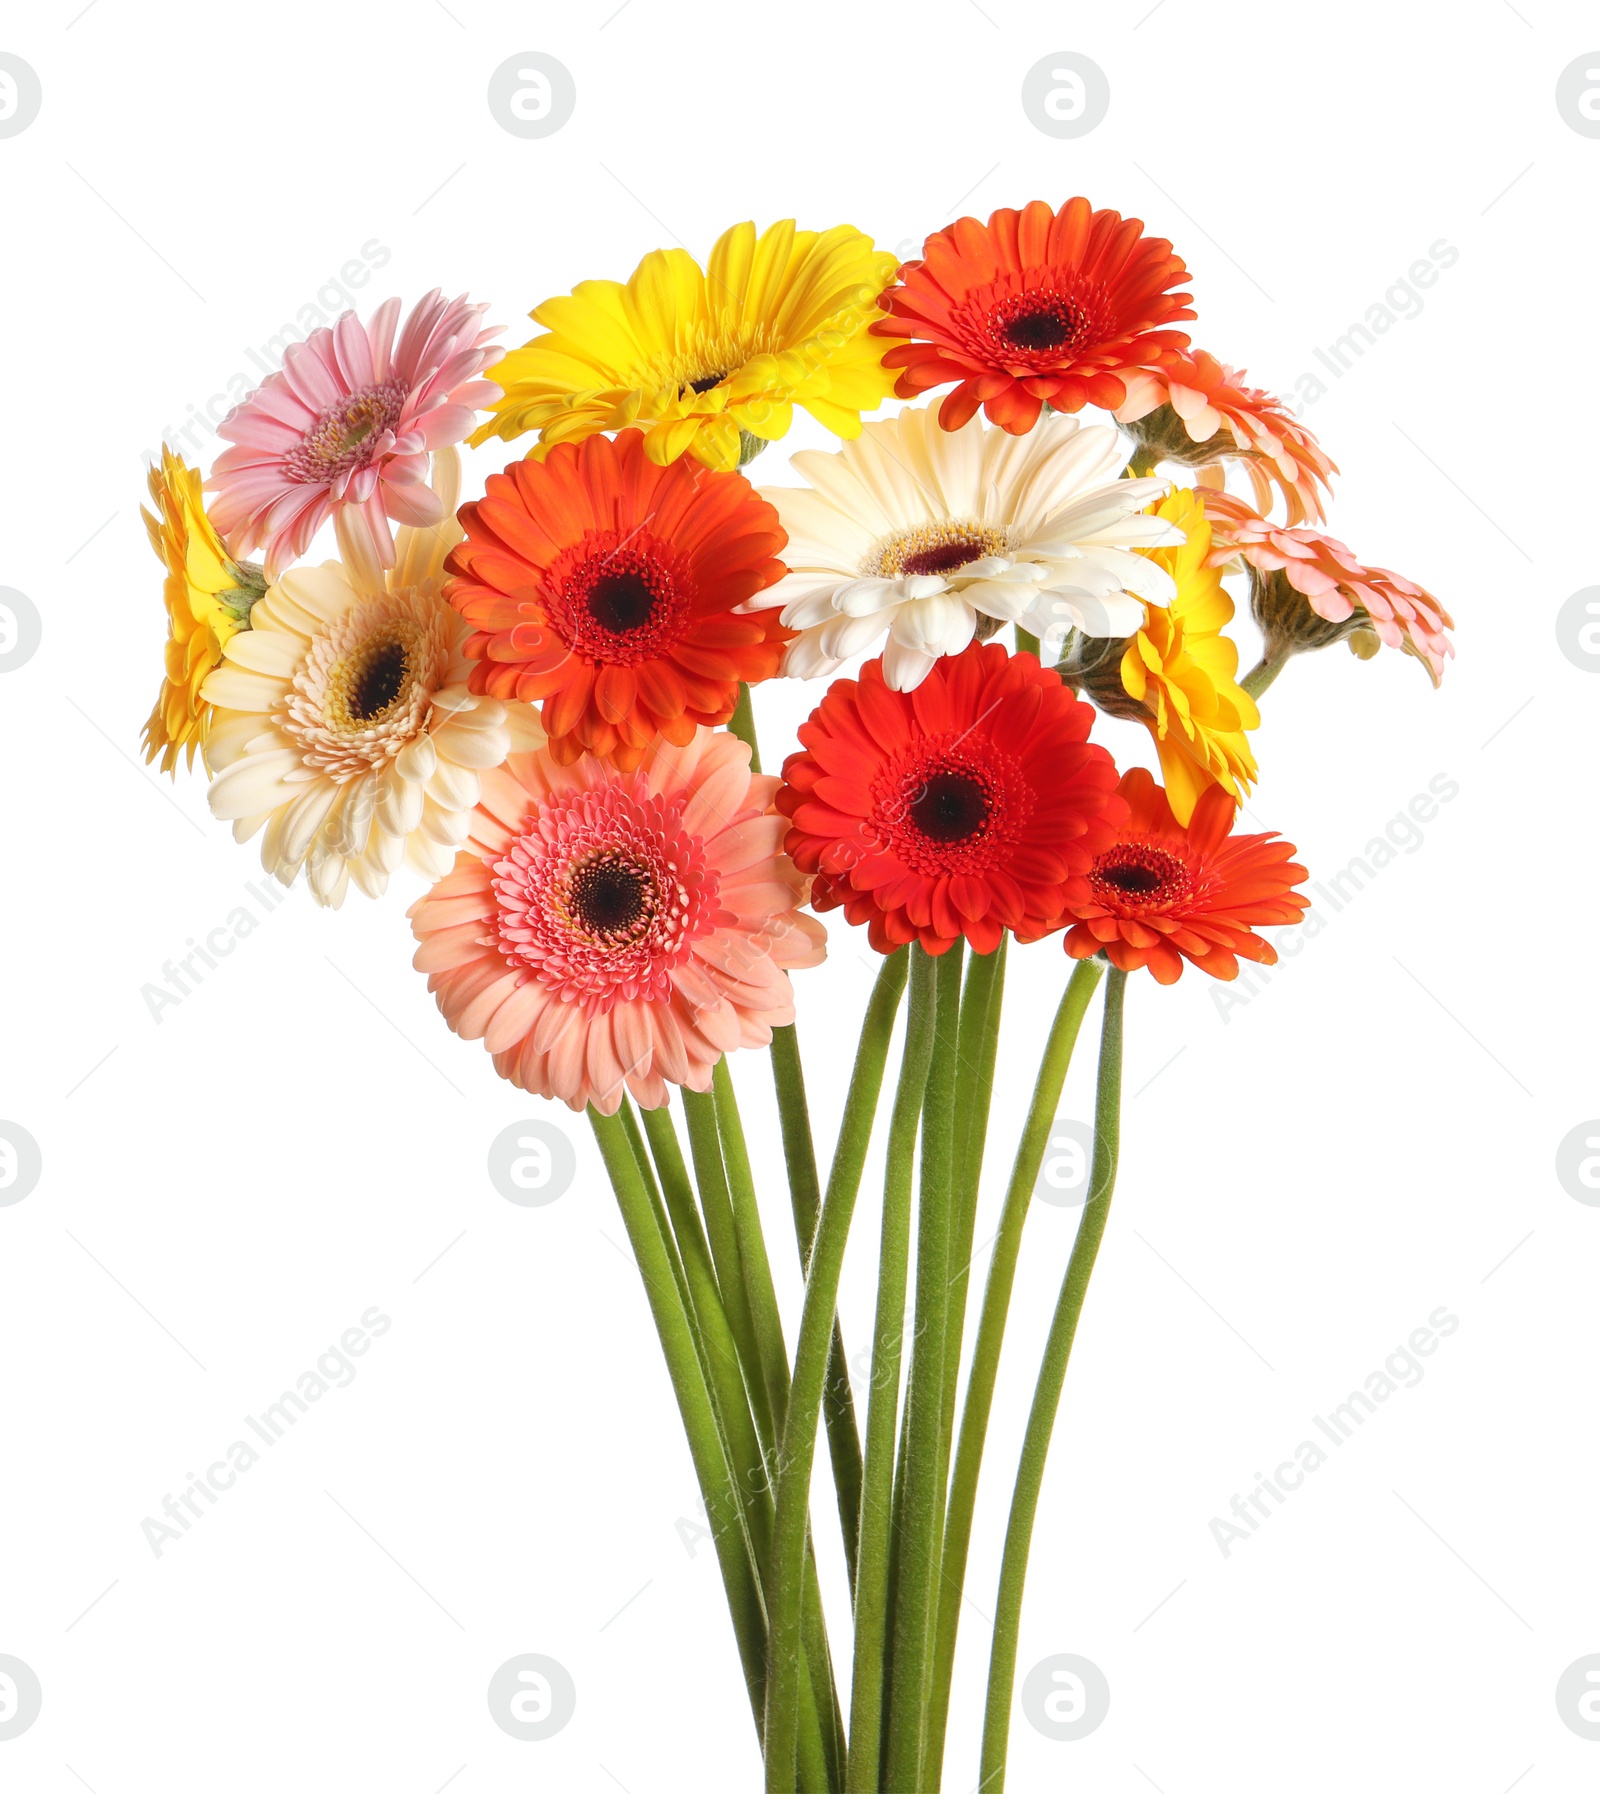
(409, 730, 826, 1113)
(208, 291, 501, 579)
(1203, 489, 1455, 685)
(1114, 350, 1336, 525)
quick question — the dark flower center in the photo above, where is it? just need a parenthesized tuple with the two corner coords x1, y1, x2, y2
(989, 292, 1095, 363)
(569, 855, 652, 936)
(688, 372, 726, 394)
(349, 638, 409, 722)
(909, 771, 991, 843)
(1089, 843, 1192, 909)
(549, 532, 692, 666)
(587, 571, 658, 634)
(901, 540, 986, 578)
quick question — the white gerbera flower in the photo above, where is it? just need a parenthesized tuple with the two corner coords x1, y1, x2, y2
(747, 403, 1184, 690)
(199, 449, 542, 907)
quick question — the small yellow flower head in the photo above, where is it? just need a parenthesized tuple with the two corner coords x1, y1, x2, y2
(472, 220, 901, 472)
(1119, 487, 1260, 824)
(141, 446, 265, 775)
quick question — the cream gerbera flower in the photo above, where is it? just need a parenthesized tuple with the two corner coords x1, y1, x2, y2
(746, 403, 1183, 690)
(200, 450, 541, 907)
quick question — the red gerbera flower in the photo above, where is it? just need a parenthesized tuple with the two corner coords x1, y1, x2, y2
(776, 641, 1126, 956)
(872, 198, 1195, 435)
(1062, 769, 1310, 983)
(445, 429, 791, 770)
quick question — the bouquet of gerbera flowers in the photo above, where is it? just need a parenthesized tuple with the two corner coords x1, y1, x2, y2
(140, 198, 1452, 1791)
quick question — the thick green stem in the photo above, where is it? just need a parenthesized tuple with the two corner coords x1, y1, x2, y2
(1125, 443, 1162, 477)
(713, 1060, 793, 1435)
(1241, 645, 1291, 700)
(760, 955, 907, 1793)
(977, 967, 1128, 1791)
(927, 957, 1104, 1766)
(650, 1100, 837, 1793)
(729, 682, 763, 773)
(844, 948, 938, 1794)
(770, 1010, 885, 1589)
(884, 944, 965, 1791)
(683, 1086, 776, 1447)
(588, 1108, 770, 1738)
(1014, 627, 1041, 660)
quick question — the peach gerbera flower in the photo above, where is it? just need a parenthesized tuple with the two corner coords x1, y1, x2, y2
(208, 290, 501, 579)
(1062, 769, 1310, 983)
(1114, 350, 1337, 525)
(1202, 490, 1455, 686)
(409, 729, 826, 1113)
(873, 198, 1194, 433)
(446, 429, 791, 770)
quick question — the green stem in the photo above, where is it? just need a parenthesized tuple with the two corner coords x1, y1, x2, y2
(844, 948, 938, 1794)
(713, 1060, 793, 1434)
(1014, 627, 1041, 660)
(772, 958, 909, 1587)
(760, 958, 906, 1793)
(683, 1086, 776, 1447)
(729, 682, 763, 773)
(977, 967, 1128, 1791)
(1241, 645, 1291, 700)
(588, 1107, 770, 1738)
(884, 944, 965, 1791)
(1125, 443, 1162, 477)
(927, 957, 1103, 1767)
(649, 1100, 838, 1793)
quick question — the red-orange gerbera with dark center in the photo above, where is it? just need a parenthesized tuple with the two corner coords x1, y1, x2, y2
(777, 641, 1126, 955)
(1062, 769, 1310, 983)
(873, 198, 1195, 435)
(446, 429, 791, 769)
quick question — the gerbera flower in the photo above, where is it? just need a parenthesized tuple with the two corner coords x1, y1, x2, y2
(746, 403, 1180, 691)
(1114, 350, 1336, 525)
(208, 290, 501, 579)
(776, 641, 1125, 956)
(445, 429, 791, 770)
(470, 220, 899, 473)
(1202, 489, 1455, 686)
(1066, 489, 1258, 824)
(141, 445, 267, 774)
(408, 729, 826, 1113)
(201, 451, 538, 907)
(873, 198, 1194, 434)
(1062, 769, 1309, 983)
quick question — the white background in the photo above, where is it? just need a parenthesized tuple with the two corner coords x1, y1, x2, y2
(1, 1, 1595, 1789)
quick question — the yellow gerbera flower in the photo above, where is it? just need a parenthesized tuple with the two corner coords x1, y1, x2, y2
(1119, 487, 1260, 823)
(471, 220, 900, 472)
(141, 446, 266, 775)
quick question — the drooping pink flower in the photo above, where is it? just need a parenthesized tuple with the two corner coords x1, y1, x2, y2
(1202, 489, 1455, 685)
(207, 291, 501, 579)
(408, 729, 826, 1113)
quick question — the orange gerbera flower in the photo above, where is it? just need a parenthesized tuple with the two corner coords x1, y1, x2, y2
(1115, 350, 1337, 525)
(873, 198, 1194, 434)
(446, 430, 791, 769)
(1062, 769, 1309, 983)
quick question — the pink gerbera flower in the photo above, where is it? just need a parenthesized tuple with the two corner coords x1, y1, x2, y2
(408, 729, 827, 1113)
(1202, 489, 1455, 685)
(208, 290, 501, 579)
